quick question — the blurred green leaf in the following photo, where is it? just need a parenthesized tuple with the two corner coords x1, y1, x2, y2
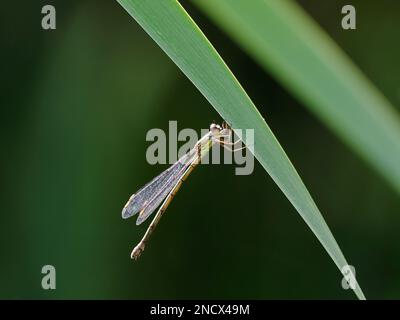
(117, 0, 365, 299)
(19, 5, 178, 298)
(193, 0, 400, 194)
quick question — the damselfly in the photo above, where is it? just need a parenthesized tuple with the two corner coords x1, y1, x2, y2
(122, 122, 245, 259)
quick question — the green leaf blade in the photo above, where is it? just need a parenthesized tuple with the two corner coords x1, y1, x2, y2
(117, 0, 365, 299)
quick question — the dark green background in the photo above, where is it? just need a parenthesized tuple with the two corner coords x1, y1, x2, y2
(1, 0, 399, 299)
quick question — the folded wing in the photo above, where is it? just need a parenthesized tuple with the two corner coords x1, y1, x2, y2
(122, 151, 196, 219)
(135, 155, 197, 225)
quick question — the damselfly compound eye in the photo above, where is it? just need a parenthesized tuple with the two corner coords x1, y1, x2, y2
(210, 123, 222, 134)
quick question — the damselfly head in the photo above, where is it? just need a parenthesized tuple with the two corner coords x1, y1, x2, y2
(210, 123, 222, 135)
